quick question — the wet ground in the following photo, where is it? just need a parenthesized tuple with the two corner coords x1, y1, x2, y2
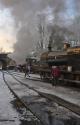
(0, 72, 41, 125)
(3, 71, 80, 125)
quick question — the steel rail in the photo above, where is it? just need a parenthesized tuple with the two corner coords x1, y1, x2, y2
(2, 71, 46, 125)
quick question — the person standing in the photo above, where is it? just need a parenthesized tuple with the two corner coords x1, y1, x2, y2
(24, 63, 28, 77)
(27, 64, 31, 76)
(51, 66, 61, 86)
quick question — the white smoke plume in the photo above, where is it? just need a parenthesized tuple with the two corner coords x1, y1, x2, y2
(74, 0, 80, 14)
(0, 0, 73, 63)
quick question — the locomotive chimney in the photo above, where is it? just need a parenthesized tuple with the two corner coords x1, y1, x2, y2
(48, 43, 52, 52)
(48, 34, 53, 52)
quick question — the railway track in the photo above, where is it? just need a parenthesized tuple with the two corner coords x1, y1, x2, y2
(6, 71, 42, 82)
(2, 71, 45, 125)
(2, 70, 80, 125)
(6, 71, 80, 87)
(5, 71, 80, 112)
(8, 71, 80, 93)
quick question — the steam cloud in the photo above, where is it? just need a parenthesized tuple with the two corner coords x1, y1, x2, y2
(0, 0, 80, 63)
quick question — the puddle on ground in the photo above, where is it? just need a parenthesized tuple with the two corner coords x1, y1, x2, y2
(11, 98, 41, 125)
(21, 95, 80, 125)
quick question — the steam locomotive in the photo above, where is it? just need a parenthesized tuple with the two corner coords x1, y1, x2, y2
(26, 43, 80, 84)
(40, 44, 80, 83)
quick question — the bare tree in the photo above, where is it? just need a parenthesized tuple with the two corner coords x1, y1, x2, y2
(37, 13, 47, 50)
(38, 23, 44, 49)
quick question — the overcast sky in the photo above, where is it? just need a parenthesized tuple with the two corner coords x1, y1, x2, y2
(0, 7, 16, 52)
